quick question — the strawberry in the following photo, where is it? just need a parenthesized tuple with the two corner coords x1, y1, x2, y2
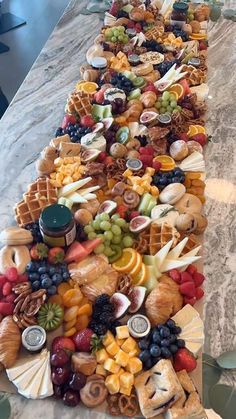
(61, 114, 77, 129)
(96, 151, 107, 163)
(52, 336, 75, 354)
(94, 90, 105, 104)
(0, 302, 14, 316)
(127, 20, 135, 29)
(116, 204, 129, 219)
(109, 1, 119, 17)
(183, 296, 197, 306)
(169, 269, 181, 284)
(152, 160, 162, 171)
(179, 281, 196, 298)
(73, 328, 94, 352)
(127, 211, 140, 221)
(80, 114, 95, 128)
(173, 348, 197, 372)
(139, 147, 148, 155)
(5, 267, 18, 282)
(180, 271, 193, 284)
(186, 264, 197, 275)
(0, 275, 7, 290)
(5, 293, 16, 303)
(135, 23, 142, 32)
(48, 247, 65, 264)
(195, 287, 204, 300)
(2, 281, 12, 296)
(199, 41, 207, 51)
(30, 243, 48, 260)
(142, 82, 157, 94)
(192, 272, 205, 287)
(140, 155, 153, 166)
(191, 133, 207, 146)
(105, 156, 114, 165)
(178, 133, 189, 142)
(144, 145, 154, 156)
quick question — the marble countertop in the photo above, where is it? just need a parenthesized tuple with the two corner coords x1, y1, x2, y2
(0, 0, 235, 417)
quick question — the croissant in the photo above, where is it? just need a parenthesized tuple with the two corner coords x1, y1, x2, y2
(145, 275, 183, 325)
(129, 7, 145, 22)
(0, 316, 21, 368)
(140, 91, 157, 108)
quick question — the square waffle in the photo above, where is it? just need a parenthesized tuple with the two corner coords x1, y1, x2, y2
(145, 25, 164, 41)
(66, 91, 92, 117)
(15, 178, 57, 226)
(141, 222, 180, 255)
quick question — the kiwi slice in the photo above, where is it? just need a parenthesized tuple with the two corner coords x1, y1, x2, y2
(37, 303, 64, 331)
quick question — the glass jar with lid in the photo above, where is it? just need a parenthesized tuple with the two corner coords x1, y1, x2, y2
(171, 2, 189, 26)
(39, 204, 76, 247)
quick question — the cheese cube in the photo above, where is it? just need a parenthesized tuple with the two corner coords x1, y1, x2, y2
(116, 326, 130, 340)
(96, 364, 107, 377)
(120, 385, 132, 396)
(96, 349, 109, 364)
(121, 337, 137, 353)
(104, 359, 120, 374)
(105, 374, 120, 395)
(128, 347, 139, 357)
(126, 357, 143, 374)
(120, 372, 134, 389)
(117, 368, 125, 377)
(115, 349, 130, 367)
(103, 331, 115, 347)
(106, 342, 120, 357)
(115, 337, 125, 347)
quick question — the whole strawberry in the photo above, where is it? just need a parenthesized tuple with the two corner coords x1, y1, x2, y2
(30, 243, 48, 260)
(173, 348, 197, 372)
(73, 328, 101, 352)
(48, 247, 65, 264)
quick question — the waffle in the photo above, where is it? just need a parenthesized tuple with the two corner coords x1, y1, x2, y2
(66, 91, 92, 117)
(145, 25, 164, 41)
(15, 178, 57, 226)
(179, 233, 200, 255)
(141, 222, 180, 255)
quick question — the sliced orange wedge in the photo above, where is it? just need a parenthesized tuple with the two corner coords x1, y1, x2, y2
(187, 125, 199, 137)
(195, 125, 206, 134)
(153, 155, 175, 171)
(190, 33, 207, 40)
(75, 80, 87, 91)
(82, 82, 98, 94)
(112, 248, 138, 273)
(131, 263, 148, 286)
(168, 83, 184, 100)
(129, 252, 143, 277)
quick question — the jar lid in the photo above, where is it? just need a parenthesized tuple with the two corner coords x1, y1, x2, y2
(126, 28, 137, 37)
(127, 315, 151, 338)
(40, 204, 73, 231)
(91, 56, 107, 69)
(22, 326, 46, 352)
(128, 54, 140, 65)
(173, 2, 189, 12)
(126, 158, 143, 171)
(157, 113, 172, 124)
(188, 57, 201, 67)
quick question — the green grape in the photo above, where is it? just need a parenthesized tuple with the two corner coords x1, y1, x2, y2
(96, 234, 105, 242)
(119, 26, 125, 33)
(114, 29, 119, 37)
(172, 109, 179, 113)
(115, 218, 126, 228)
(94, 244, 105, 255)
(169, 93, 176, 101)
(111, 36, 117, 43)
(100, 221, 112, 231)
(155, 101, 161, 110)
(167, 105, 172, 113)
(112, 235, 122, 244)
(162, 91, 170, 101)
(170, 100, 177, 108)
(92, 220, 101, 230)
(123, 35, 129, 44)
(104, 230, 113, 241)
(104, 246, 115, 257)
(84, 225, 93, 234)
(177, 105, 182, 112)
(122, 235, 134, 247)
(100, 213, 110, 222)
(88, 232, 97, 240)
(95, 214, 102, 221)
(105, 28, 113, 38)
(111, 225, 122, 236)
(111, 213, 120, 221)
(104, 240, 111, 247)
(118, 35, 124, 42)
(122, 224, 129, 233)
(160, 107, 166, 114)
(162, 100, 169, 107)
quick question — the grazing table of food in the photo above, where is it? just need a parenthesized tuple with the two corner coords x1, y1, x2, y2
(0, 0, 221, 417)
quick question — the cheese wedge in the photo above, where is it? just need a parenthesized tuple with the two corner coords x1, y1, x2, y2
(58, 177, 92, 198)
(19, 356, 48, 399)
(6, 351, 45, 381)
(65, 192, 88, 204)
(171, 304, 199, 328)
(38, 352, 53, 399)
(12, 357, 46, 390)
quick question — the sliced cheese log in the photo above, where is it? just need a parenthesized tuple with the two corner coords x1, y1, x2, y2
(79, 186, 100, 196)
(11, 357, 46, 390)
(19, 355, 49, 399)
(58, 177, 92, 198)
(38, 353, 53, 398)
(66, 192, 88, 204)
(185, 340, 203, 356)
(160, 255, 201, 272)
(180, 317, 204, 334)
(81, 133, 106, 151)
(154, 239, 173, 269)
(179, 152, 205, 171)
(166, 237, 188, 260)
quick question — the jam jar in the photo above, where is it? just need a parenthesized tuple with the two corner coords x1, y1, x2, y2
(91, 57, 108, 75)
(22, 326, 46, 352)
(171, 2, 189, 22)
(39, 204, 76, 247)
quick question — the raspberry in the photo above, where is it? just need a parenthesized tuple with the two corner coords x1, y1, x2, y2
(97, 151, 107, 163)
(5, 293, 16, 303)
(169, 269, 181, 284)
(139, 147, 148, 155)
(144, 145, 154, 156)
(186, 264, 197, 275)
(135, 23, 142, 32)
(179, 281, 196, 298)
(0, 275, 7, 289)
(195, 287, 204, 300)
(140, 155, 153, 165)
(0, 302, 14, 315)
(5, 267, 18, 282)
(2, 281, 12, 296)
(192, 272, 205, 287)
(152, 161, 162, 171)
(127, 20, 135, 29)
(183, 296, 197, 306)
(17, 273, 29, 283)
(180, 272, 193, 284)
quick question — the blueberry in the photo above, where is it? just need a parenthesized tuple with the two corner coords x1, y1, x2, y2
(161, 347, 172, 358)
(26, 262, 36, 272)
(32, 280, 40, 291)
(176, 339, 185, 348)
(179, 175, 185, 183)
(166, 319, 176, 329)
(159, 177, 168, 186)
(152, 331, 162, 344)
(159, 327, 171, 338)
(160, 339, 170, 347)
(173, 326, 182, 335)
(29, 272, 40, 281)
(150, 344, 161, 358)
(52, 273, 63, 286)
(40, 273, 50, 281)
(47, 285, 57, 296)
(144, 358, 153, 369)
(171, 177, 179, 183)
(49, 266, 56, 276)
(173, 168, 183, 176)
(139, 350, 150, 363)
(38, 266, 47, 274)
(170, 344, 178, 354)
(168, 334, 177, 344)
(41, 277, 52, 289)
(138, 339, 150, 350)
(62, 271, 70, 281)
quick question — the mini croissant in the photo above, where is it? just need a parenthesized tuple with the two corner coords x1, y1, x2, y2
(0, 316, 21, 368)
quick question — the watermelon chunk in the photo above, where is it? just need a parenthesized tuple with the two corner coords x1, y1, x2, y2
(179, 79, 191, 95)
(64, 241, 89, 263)
(82, 238, 102, 254)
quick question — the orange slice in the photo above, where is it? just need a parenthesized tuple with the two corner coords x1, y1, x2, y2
(129, 252, 143, 277)
(190, 33, 207, 40)
(75, 80, 87, 91)
(131, 263, 148, 286)
(81, 82, 98, 94)
(187, 125, 199, 137)
(168, 83, 184, 100)
(153, 155, 175, 171)
(195, 125, 206, 134)
(112, 248, 138, 273)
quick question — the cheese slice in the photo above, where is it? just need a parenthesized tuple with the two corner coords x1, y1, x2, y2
(19, 355, 48, 399)
(171, 304, 199, 329)
(155, 239, 173, 269)
(58, 177, 92, 198)
(166, 237, 188, 260)
(81, 133, 106, 151)
(180, 317, 204, 334)
(185, 340, 203, 356)
(160, 255, 201, 272)
(38, 353, 53, 398)
(6, 352, 45, 381)
(65, 192, 88, 204)
(12, 357, 46, 390)
(180, 329, 204, 342)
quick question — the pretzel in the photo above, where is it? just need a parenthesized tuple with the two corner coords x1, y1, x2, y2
(118, 393, 139, 417)
(107, 394, 121, 416)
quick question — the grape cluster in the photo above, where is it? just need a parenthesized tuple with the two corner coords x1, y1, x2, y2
(138, 319, 185, 369)
(89, 294, 121, 336)
(25, 222, 43, 243)
(117, 10, 129, 19)
(153, 168, 185, 189)
(111, 98, 126, 115)
(55, 124, 92, 143)
(155, 90, 182, 115)
(26, 261, 70, 296)
(172, 27, 189, 42)
(105, 26, 129, 44)
(110, 73, 135, 94)
(142, 39, 164, 53)
(155, 60, 177, 77)
(84, 213, 133, 261)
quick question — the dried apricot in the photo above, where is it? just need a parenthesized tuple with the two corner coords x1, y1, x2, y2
(77, 303, 92, 316)
(75, 314, 89, 331)
(57, 283, 71, 297)
(64, 306, 79, 322)
(63, 289, 83, 307)
(64, 327, 77, 337)
(64, 318, 77, 331)
(48, 294, 63, 306)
